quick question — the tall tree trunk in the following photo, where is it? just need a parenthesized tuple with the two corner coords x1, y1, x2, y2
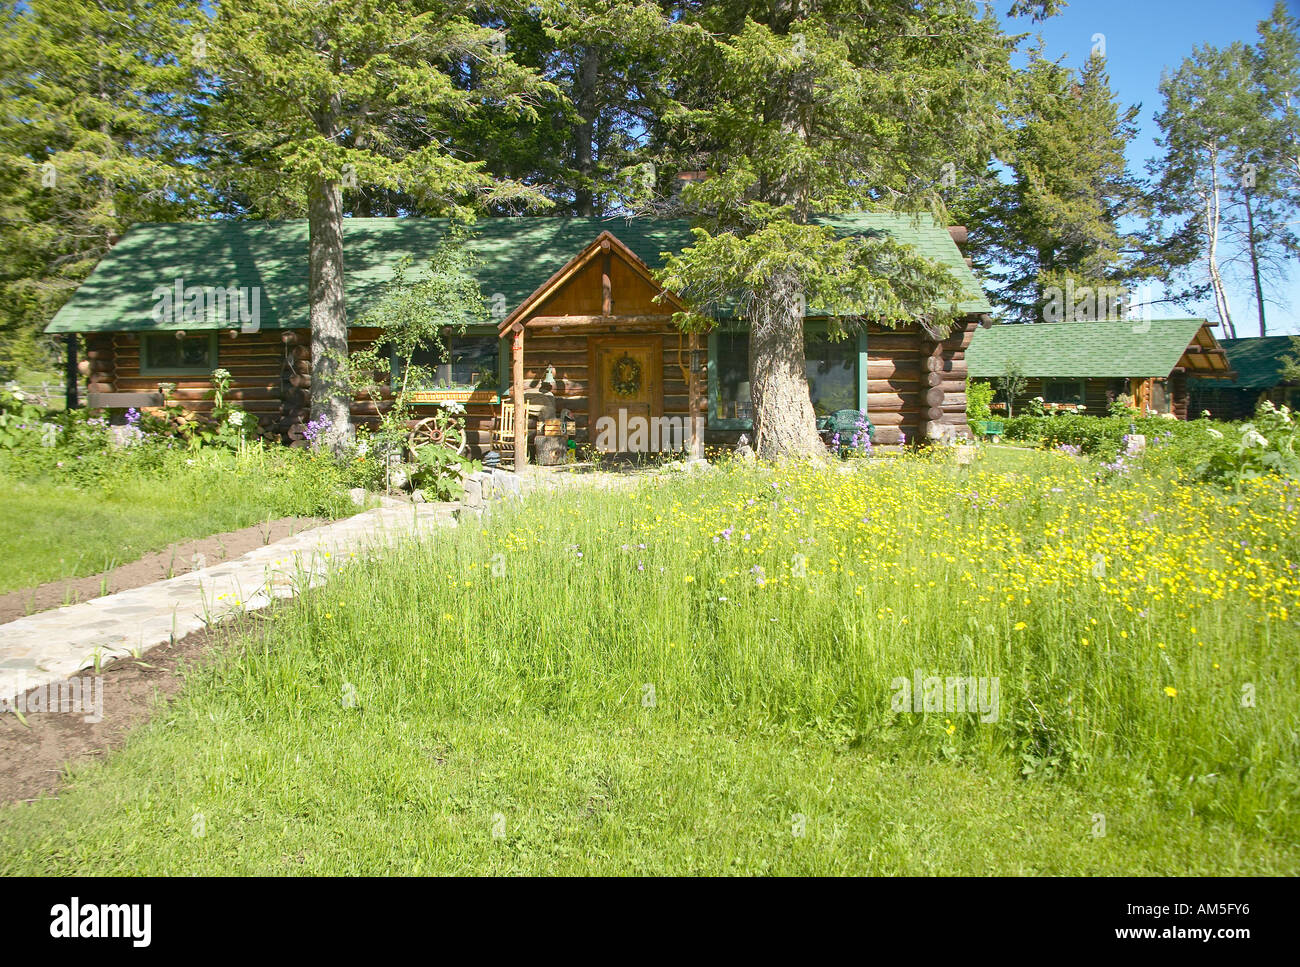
(750, 270, 824, 460)
(1244, 188, 1267, 336)
(308, 175, 352, 452)
(573, 46, 600, 216)
(1204, 153, 1235, 337)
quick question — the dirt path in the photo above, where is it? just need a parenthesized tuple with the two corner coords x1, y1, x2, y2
(0, 517, 327, 624)
(0, 620, 233, 805)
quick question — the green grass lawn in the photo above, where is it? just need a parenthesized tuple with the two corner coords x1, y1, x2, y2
(2, 450, 1296, 874)
(0, 448, 357, 593)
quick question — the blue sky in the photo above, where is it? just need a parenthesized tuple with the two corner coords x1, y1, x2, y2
(999, 0, 1300, 336)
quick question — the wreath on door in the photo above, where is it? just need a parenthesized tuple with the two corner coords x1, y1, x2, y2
(611, 353, 642, 397)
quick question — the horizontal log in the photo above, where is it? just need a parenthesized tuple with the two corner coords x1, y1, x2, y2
(865, 359, 919, 379)
(866, 380, 922, 396)
(864, 392, 920, 410)
(860, 411, 920, 427)
(527, 313, 677, 328)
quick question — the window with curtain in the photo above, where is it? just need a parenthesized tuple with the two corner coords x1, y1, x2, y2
(712, 327, 858, 424)
(393, 332, 500, 390)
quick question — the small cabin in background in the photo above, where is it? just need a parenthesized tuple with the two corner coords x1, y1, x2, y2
(1189, 336, 1300, 421)
(966, 319, 1232, 418)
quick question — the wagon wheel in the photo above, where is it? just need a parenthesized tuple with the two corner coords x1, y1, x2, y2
(407, 417, 467, 456)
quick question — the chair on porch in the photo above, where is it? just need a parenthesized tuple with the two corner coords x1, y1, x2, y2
(491, 401, 543, 467)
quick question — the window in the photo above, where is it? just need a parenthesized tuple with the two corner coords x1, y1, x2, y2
(713, 329, 751, 422)
(393, 330, 501, 391)
(141, 332, 218, 374)
(1042, 379, 1086, 406)
(709, 325, 864, 427)
(804, 329, 857, 416)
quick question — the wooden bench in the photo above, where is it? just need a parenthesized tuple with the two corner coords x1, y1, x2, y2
(86, 391, 164, 409)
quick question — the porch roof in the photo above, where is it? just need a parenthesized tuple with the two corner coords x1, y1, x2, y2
(1198, 336, 1298, 389)
(46, 213, 991, 334)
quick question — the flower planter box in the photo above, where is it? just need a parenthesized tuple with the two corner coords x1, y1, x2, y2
(409, 389, 500, 405)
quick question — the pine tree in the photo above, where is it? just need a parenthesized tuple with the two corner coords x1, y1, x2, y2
(953, 48, 1149, 324)
(208, 0, 552, 449)
(0, 0, 207, 375)
(656, 0, 1042, 458)
(448, 1, 672, 216)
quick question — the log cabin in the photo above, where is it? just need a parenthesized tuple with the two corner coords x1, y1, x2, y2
(44, 214, 993, 459)
(966, 319, 1232, 418)
(1188, 336, 1300, 421)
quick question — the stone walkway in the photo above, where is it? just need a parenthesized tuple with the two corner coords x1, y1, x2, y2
(0, 498, 455, 705)
(0, 465, 644, 706)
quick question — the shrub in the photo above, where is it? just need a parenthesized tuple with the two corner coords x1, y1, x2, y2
(966, 380, 994, 424)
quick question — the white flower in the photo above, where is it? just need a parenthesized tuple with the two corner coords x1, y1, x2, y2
(1207, 427, 1224, 439)
(228, 410, 245, 427)
(1243, 428, 1268, 448)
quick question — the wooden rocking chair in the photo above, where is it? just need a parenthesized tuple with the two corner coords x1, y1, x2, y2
(491, 401, 542, 467)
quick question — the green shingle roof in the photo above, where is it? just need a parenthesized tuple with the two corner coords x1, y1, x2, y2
(966, 319, 1210, 378)
(45, 213, 990, 333)
(1200, 336, 1298, 389)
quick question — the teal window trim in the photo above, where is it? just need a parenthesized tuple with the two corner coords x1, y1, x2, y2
(706, 322, 870, 431)
(140, 331, 219, 376)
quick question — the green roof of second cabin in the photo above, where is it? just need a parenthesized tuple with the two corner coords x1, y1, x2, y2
(44, 213, 991, 334)
(1199, 336, 1299, 389)
(967, 318, 1231, 379)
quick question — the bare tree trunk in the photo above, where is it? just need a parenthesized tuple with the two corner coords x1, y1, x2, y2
(1204, 152, 1235, 337)
(750, 270, 825, 461)
(1244, 188, 1267, 336)
(308, 175, 352, 453)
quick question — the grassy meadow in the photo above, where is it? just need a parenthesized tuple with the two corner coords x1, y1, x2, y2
(1, 448, 1296, 874)
(0, 447, 357, 592)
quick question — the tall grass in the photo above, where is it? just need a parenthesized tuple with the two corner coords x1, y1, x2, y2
(218, 450, 1299, 836)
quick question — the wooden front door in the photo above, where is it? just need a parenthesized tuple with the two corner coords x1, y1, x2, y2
(589, 336, 663, 453)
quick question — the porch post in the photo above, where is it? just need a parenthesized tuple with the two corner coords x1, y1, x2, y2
(64, 333, 79, 410)
(512, 322, 528, 470)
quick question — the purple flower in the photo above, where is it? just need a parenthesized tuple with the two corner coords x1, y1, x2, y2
(303, 414, 333, 444)
(125, 407, 141, 427)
